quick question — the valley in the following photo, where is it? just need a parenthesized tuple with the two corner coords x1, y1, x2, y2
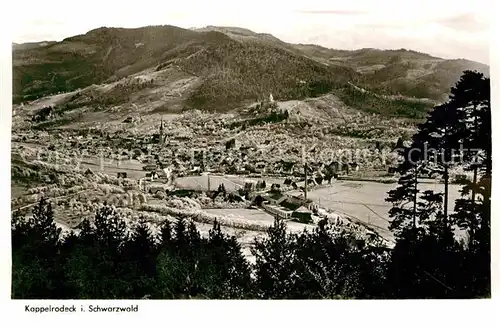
(9, 19, 492, 301)
(11, 24, 487, 256)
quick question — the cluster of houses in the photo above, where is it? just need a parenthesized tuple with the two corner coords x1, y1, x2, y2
(25, 109, 368, 183)
(196, 134, 362, 178)
(65, 120, 365, 190)
(259, 193, 318, 223)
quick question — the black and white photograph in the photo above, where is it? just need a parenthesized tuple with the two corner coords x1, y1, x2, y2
(4, 0, 496, 304)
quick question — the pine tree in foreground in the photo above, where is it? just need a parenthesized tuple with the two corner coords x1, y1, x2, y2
(251, 217, 296, 299)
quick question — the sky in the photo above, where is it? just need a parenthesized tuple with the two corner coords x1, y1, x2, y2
(9, 0, 492, 64)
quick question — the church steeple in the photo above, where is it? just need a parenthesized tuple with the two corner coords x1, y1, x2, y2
(159, 117, 164, 145)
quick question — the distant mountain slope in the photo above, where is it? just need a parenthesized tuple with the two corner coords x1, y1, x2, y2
(12, 24, 489, 116)
(177, 39, 359, 109)
(12, 25, 228, 103)
(293, 45, 489, 101)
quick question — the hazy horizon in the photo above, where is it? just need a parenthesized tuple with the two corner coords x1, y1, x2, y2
(11, 0, 491, 64)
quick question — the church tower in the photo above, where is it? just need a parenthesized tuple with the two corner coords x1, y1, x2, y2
(159, 117, 164, 145)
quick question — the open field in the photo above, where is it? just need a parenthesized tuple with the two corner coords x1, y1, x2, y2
(174, 175, 243, 192)
(183, 208, 316, 262)
(57, 155, 289, 190)
(174, 174, 287, 191)
(79, 158, 146, 180)
(80, 157, 144, 170)
(289, 181, 462, 242)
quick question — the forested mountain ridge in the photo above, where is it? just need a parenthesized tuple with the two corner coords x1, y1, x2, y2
(13, 25, 488, 115)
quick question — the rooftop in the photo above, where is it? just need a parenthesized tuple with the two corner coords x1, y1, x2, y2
(280, 200, 301, 211)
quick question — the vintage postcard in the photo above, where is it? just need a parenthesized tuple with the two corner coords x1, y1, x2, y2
(6, 0, 493, 308)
